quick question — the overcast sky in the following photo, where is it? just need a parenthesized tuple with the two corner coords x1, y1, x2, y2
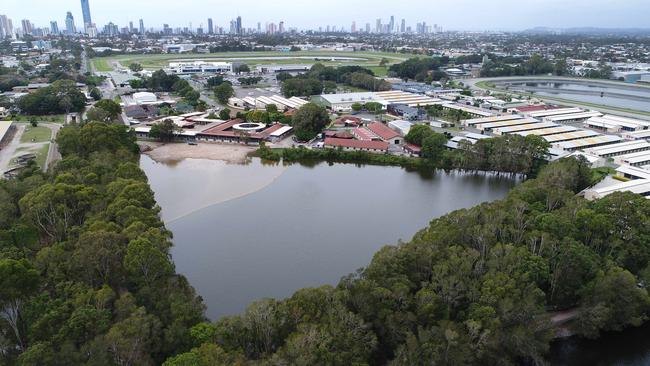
(3, 0, 649, 31)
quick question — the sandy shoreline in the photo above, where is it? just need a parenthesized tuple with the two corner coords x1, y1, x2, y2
(139, 141, 257, 164)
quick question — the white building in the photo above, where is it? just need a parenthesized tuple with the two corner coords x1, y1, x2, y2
(132, 92, 157, 105)
(166, 61, 232, 74)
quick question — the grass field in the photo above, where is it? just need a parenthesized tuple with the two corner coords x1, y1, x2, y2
(91, 51, 410, 73)
(35, 144, 50, 168)
(20, 126, 52, 143)
(14, 114, 66, 123)
(92, 58, 114, 72)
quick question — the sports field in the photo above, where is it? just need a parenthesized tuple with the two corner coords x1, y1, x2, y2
(91, 51, 410, 75)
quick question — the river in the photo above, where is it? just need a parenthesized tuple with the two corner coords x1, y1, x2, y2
(493, 80, 650, 112)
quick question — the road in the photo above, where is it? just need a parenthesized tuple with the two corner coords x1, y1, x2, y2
(44, 123, 62, 172)
(0, 124, 25, 173)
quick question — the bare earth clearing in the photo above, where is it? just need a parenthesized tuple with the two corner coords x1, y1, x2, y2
(140, 141, 256, 164)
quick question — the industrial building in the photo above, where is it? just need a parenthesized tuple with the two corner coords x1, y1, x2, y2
(463, 114, 525, 127)
(584, 179, 650, 200)
(446, 133, 491, 149)
(586, 140, 650, 158)
(323, 138, 389, 153)
(516, 125, 579, 137)
(316, 92, 385, 112)
(543, 111, 603, 124)
(544, 130, 602, 144)
(475, 118, 539, 132)
(554, 135, 622, 151)
(492, 122, 559, 135)
(241, 95, 308, 111)
(584, 115, 650, 133)
(527, 107, 584, 119)
(316, 90, 443, 112)
(441, 103, 494, 118)
(616, 151, 650, 167)
(623, 130, 650, 141)
(616, 165, 650, 180)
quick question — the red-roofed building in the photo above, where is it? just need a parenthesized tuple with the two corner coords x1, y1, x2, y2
(197, 120, 290, 144)
(324, 138, 389, 153)
(367, 122, 402, 145)
(511, 105, 562, 113)
(404, 143, 422, 156)
(352, 127, 378, 141)
(333, 115, 363, 127)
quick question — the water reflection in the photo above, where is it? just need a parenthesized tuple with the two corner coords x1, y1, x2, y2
(142, 157, 518, 319)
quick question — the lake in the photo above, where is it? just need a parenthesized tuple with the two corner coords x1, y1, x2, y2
(140, 155, 517, 319)
(494, 80, 650, 112)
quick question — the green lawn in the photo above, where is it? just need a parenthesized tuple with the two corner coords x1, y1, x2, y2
(20, 126, 52, 143)
(35, 144, 50, 169)
(15, 114, 66, 123)
(92, 58, 114, 72)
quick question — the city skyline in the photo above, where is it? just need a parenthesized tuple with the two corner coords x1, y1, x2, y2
(2, 0, 650, 32)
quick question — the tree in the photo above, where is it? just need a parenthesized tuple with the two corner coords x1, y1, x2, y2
(18, 80, 87, 115)
(29, 116, 38, 127)
(405, 124, 435, 146)
(0, 259, 39, 350)
(351, 103, 363, 113)
(214, 83, 234, 105)
(89, 87, 102, 101)
(234, 64, 250, 74)
(207, 76, 225, 87)
(149, 119, 180, 142)
(421, 133, 448, 160)
(219, 108, 231, 120)
(92, 99, 123, 121)
(380, 57, 390, 67)
(291, 103, 330, 141)
(86, 106, 113, 123)
(129, 63, 143, 72)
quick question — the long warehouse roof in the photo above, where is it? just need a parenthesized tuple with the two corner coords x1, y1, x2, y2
(516, 125, 578, 137)
(544, 130, 601, 143)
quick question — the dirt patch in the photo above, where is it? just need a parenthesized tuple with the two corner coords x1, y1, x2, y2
(139, 141, 257, 164)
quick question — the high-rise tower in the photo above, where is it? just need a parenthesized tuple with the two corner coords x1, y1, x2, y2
(80, 0, 92, 32)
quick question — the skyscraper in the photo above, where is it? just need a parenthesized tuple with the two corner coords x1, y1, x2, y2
(375, 19, 381, 33)
(50, 21, 59, 35)
(129, 21, 134, 33)
(139, 19, 145, 34)
(65, 12, 76, 34)
(21, 19, 33, 35)
(400, 19, 406, 33)
(1, 15, 13, 38)
(208, 18, 213, 34)
(80, 0, 92, 32)
(236, 16, 242, 35)
(389, 16, 395, 32)
(279, 21, 284, 33)
(351, 21, 356, 33)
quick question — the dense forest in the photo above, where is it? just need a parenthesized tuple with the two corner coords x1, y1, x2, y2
(0, 122, 205, 365)
(2, 122, 650, 365)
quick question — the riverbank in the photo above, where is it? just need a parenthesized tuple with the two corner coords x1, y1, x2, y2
(139, 141, 257, 164)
